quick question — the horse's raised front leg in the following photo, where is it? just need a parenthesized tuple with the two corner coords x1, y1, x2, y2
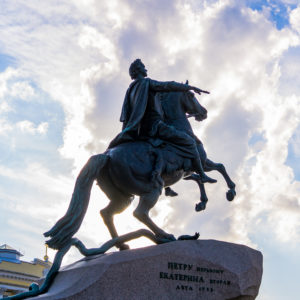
(184, 174, 208, 211)
(204, 159, 236, 201)
(100, 196, 132, 250)
(133, 189, 176, 242)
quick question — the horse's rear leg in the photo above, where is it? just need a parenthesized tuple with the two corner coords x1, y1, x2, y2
(204, 159, 236, 201)
(100, 197, 132, 250)
(133, 189, 176, 242)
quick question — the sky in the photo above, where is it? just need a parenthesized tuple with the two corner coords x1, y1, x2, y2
(0, 0, 299, 299)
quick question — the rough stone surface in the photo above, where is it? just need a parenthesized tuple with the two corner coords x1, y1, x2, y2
(30, 240, 263, 300)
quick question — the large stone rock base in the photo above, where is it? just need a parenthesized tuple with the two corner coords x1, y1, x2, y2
(31, 240, 263, 300)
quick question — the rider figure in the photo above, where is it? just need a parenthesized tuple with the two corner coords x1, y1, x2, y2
(109, 59, 216, 184)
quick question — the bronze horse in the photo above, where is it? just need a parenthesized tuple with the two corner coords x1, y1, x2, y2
(44, 91, 235, 250)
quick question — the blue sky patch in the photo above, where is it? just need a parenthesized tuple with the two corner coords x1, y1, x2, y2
(249, 228, 300, 300)
(0, 79, 72, 174)
(285, 128, 300, 181)
(246, 0, 297, 29)
(0, 53, 17, 71)
(248, 132, 266, 146)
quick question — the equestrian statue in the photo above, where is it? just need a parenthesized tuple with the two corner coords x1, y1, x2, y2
(7, 59, 236, 299)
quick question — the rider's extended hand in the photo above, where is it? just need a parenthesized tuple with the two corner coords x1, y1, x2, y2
(191, 86, 202, 95)
(190, 86, 210, 95)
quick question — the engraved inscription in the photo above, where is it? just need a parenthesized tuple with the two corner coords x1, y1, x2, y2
(159, 261, 232, 294)
(160, 272, 205, 283)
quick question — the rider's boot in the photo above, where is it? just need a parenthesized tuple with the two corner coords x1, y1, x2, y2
(193, 158, 217, 184)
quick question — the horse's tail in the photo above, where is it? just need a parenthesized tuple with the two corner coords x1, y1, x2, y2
(44, 154, 109, 250)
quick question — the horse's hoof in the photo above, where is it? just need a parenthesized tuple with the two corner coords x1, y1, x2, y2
(226, 189, 236, 201)
(195, 202, 206, 211)
(155, 233, 176, 244)
(166, 234, 176, 241)
(162, 233, 176, 242)
(117, 243, 130, 251)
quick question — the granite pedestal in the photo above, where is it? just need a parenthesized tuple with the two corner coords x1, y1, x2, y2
(30, 240, 263, 300)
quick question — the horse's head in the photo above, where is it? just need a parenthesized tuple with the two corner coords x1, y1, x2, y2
(184, 91, 207, 121)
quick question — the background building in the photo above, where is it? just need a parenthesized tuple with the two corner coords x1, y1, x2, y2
(0, 244, 52, 298)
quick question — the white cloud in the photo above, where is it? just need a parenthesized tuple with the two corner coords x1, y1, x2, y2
(290, 126, 300, 157)
(0, 67, 21, 98)
(0, 101, 12, 113)
(4, 0, 300, 245)
(0, 118, 13, 134)
(0, 68, 35, 113)
(10, 81, 35, 100)
(290, 5, 300, 33)
(0, 4, 300, 297)
(0, 162, 74, 261)
(16, 120, 48, 135)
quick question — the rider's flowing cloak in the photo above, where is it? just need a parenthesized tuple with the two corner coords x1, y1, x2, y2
(108, 78, 156, 149)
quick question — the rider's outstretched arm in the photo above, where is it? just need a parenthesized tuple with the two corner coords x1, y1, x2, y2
(149, 79, 203, 94)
